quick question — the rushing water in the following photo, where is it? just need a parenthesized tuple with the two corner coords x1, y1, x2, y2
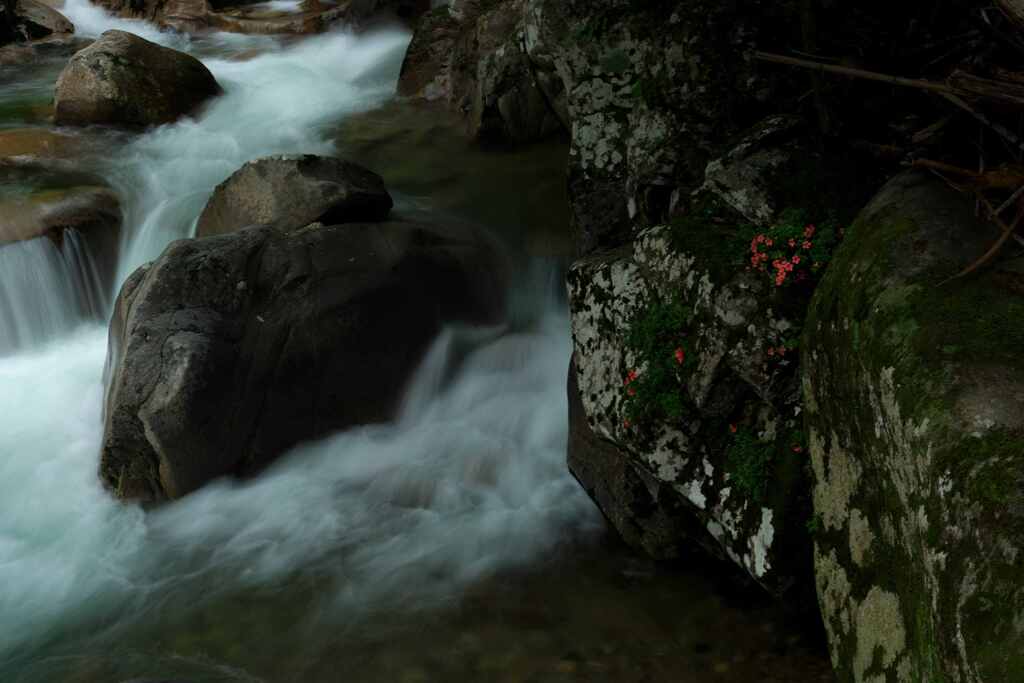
(0, 4, 835, 681)
(0, 4, 604, 678)
(0, 230, 108, 354)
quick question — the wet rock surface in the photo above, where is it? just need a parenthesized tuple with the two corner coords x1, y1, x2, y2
(196, 155, 393, 237)
(101, 217, 504, 503)
(397, 0, 567, 144)
(0, 160, 121, 248)
(53, 30, 222, 127)
(803, 171, 1024, 682)
(16, 0, 74, 39)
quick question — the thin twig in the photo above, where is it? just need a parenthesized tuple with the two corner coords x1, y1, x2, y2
(753, 51, 953, 94)
(753, 50, 1024, 153)
(940, 195, 1024, 284)
(996, 183, 1024, 215)
(939, 92, 1024, 154)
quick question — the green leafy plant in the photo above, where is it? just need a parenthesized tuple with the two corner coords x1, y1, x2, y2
(621, 294, 695, 426)
(726, 426, 807, 503)
(726, 427, 774, 502)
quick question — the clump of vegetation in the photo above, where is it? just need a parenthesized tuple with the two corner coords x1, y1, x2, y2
(726, 425, 807, 502)
(745, 208, 843, 288)
(621, 293, 695, 426)
(726, 427, 774, 501)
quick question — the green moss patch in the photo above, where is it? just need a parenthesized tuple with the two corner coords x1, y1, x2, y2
(622, 292, 695, 425)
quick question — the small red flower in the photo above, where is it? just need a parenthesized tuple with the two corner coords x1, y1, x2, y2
(792, 445, 803, 454)
(802, 240, 812, 250)
(627, 386, 636, 396)
(729, 424, 738, 434)
(792, 255, 801, 265)
(623, 418, 631, 429)
(674, 347, 685, 365)
(788, 238, 796, 248)
(777, 346, 787, 356)
(767, 347, 775, 357)
(804, 225, 816, 239)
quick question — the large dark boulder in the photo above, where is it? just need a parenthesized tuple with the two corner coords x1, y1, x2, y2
(804, 172, 1024, 681)
(100, 218, 504, 503)
(54, 30, 221, 128)
(196, 155, 393, 237)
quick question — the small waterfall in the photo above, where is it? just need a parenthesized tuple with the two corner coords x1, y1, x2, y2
(0, 231, 110, 356)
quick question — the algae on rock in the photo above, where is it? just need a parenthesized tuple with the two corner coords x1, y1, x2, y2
(803, 171, 1024, 682)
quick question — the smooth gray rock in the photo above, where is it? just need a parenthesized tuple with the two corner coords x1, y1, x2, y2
(196, 155, 393, 237)
(54, 30, 221, 127)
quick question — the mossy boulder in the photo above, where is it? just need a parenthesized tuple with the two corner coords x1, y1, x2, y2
(803, 171, 1024, 681)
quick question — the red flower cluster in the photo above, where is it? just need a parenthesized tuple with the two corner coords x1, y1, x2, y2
(766, 345, 790, 358)
(623, 368, 640, 397)
(749, 234, 772, 270)
(749, 225, 818, 287)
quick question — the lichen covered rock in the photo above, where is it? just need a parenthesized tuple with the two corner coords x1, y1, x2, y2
(803, 171, 1024, 681)
(523, 0, 771, 254)
(567, 204, 827, 596)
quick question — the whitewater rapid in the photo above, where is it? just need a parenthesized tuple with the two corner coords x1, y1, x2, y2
(0, 4, 599, 677)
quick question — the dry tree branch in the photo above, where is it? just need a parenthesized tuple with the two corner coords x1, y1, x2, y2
(940, 194, 1024, 284)
(752, 51, 1024, 153)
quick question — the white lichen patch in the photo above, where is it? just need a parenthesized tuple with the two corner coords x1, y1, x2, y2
(854, 587, 907, 682)
(746, 508, 775, 577)
(848, 508, 875, 567)
(810, 427, 862, 532)
(815, 547, 853, 667)
(573, 112, 624, 172)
